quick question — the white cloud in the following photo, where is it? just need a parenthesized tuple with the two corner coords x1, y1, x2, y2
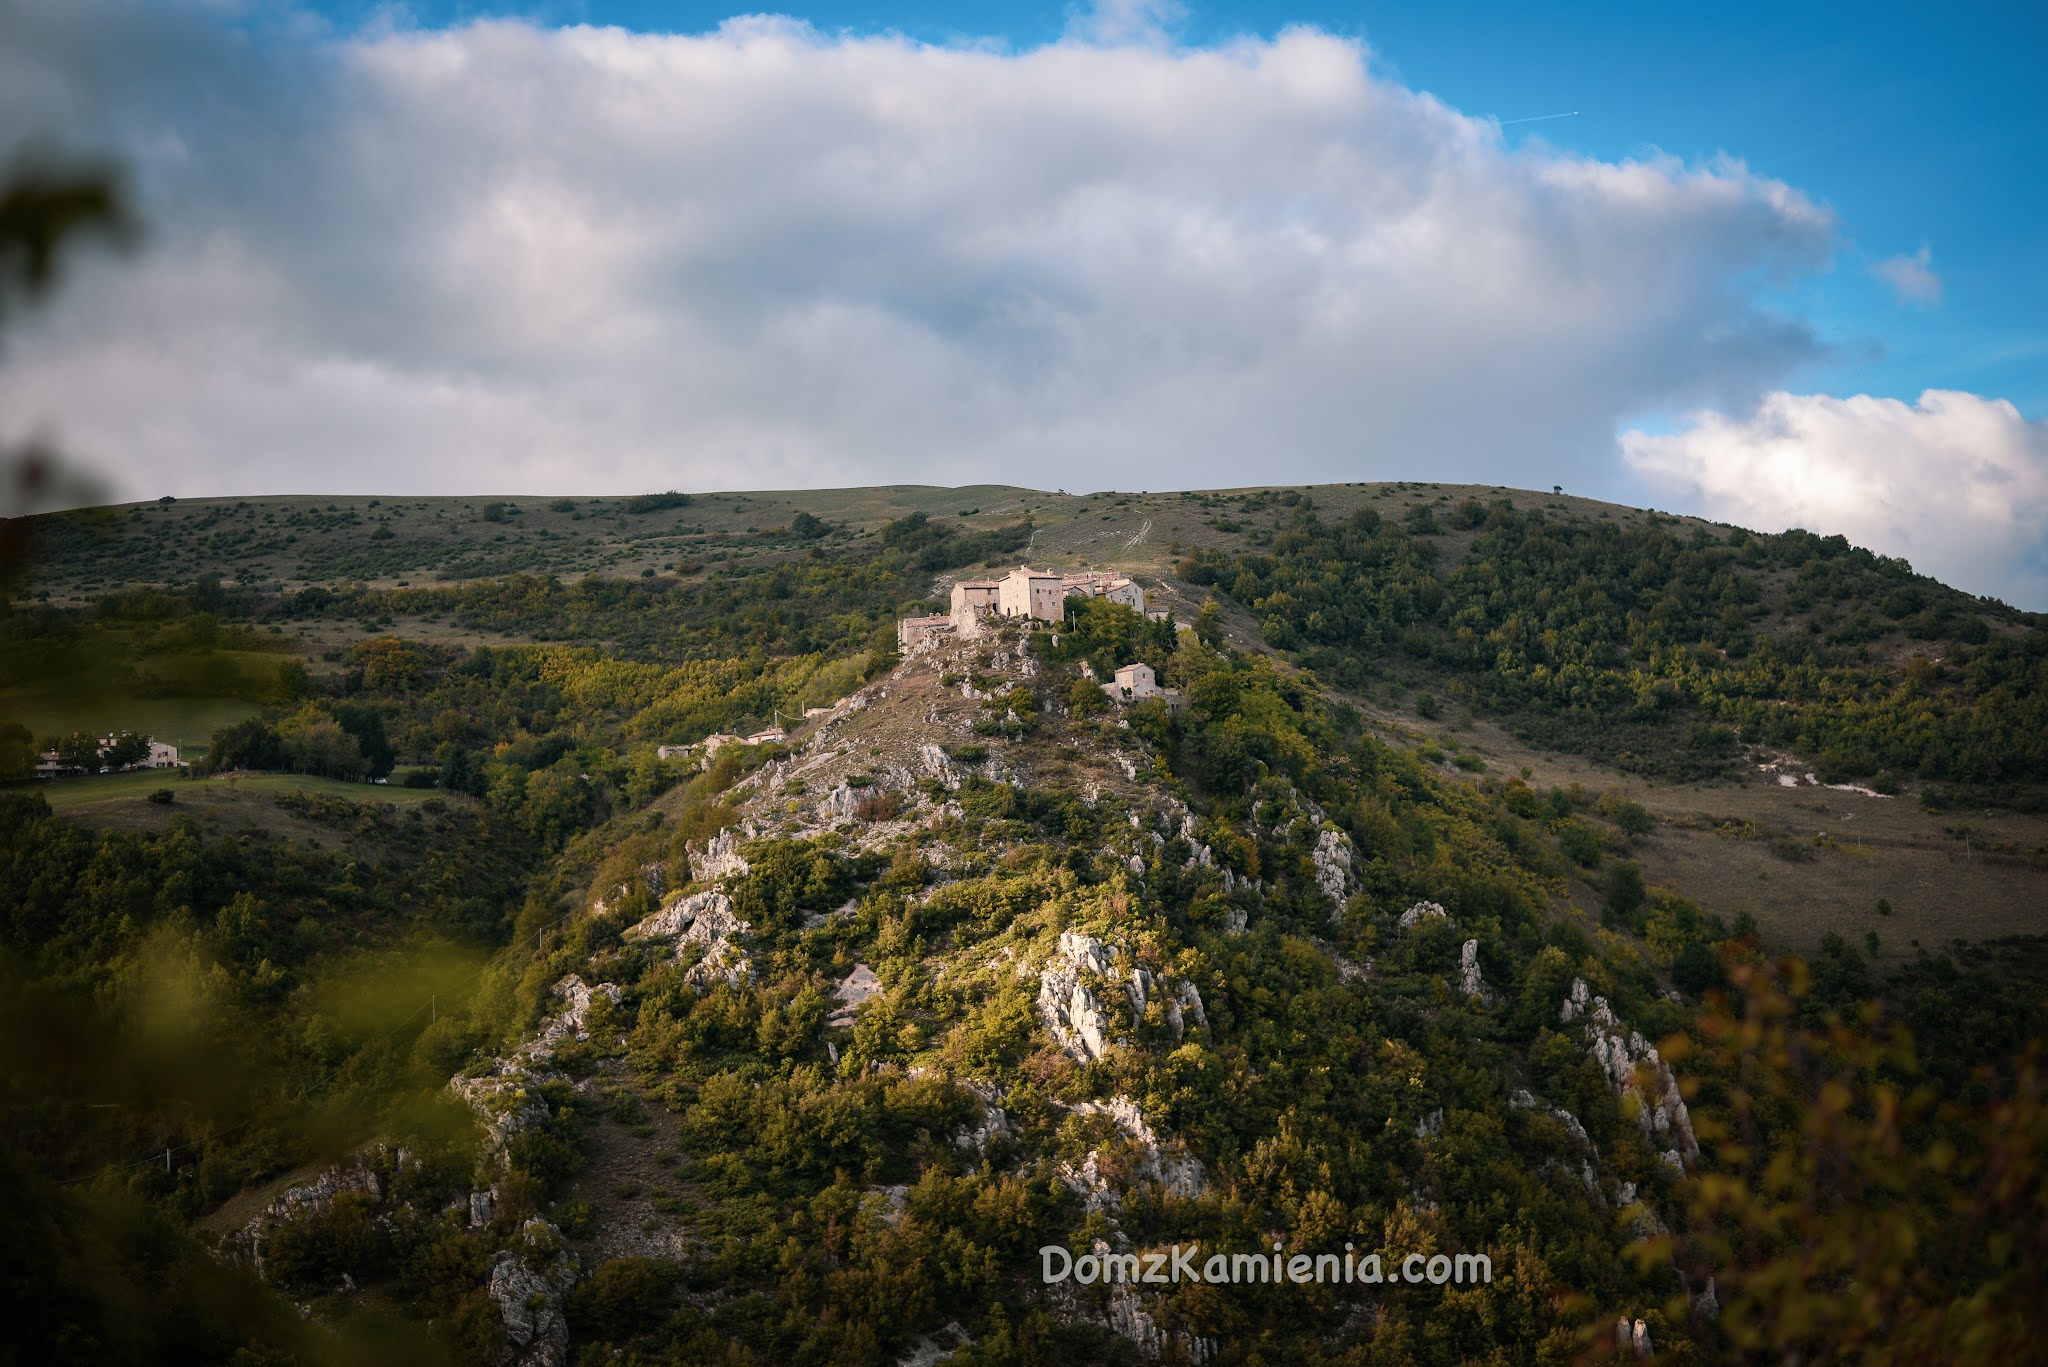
(1622, 390, 2048, 607)
(1, 1, 1838, 510)
(1872, 243, 1941, 306)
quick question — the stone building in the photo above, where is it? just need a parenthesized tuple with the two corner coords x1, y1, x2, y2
(997, 567, 1065, 622)
(897, 613, 949, 650)
(1102, 662, 1183, 710)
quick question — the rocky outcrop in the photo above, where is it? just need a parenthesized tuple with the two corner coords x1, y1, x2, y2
(1108, 1283, 1164, 1359)
(450, 1069, 553, 1160)
(816, 782, 860, 823)
(488, 1219, 578, 1367)
(1061, 1096, 1207, 1212)
(528, 975, 622, 1059)
(1039, 932, 1117, 1062)
(916, 743, 960, 788)
(590, 861, 666, 916)
(1458, 939, 1498, 1006)
(226, 1151, 386, 1278)
(624, 890, 751, 988)
(829, 962, 882, 1028)
(1508, 1088, 1598, 1193)
(1561, 978, 1699, 1169)
(1398, 900, 1449, 930)
(691, 829, 749, 882)
(1311, 828, 1353, 912)
(952, 1077, 1012, 1154)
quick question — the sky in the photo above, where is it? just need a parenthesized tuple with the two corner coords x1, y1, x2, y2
(2, 0, 2044, 605)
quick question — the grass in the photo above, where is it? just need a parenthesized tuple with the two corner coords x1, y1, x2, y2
(32, 769, 449, 812)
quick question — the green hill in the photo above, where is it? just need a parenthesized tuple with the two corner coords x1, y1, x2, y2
(4, 483, 2046, 1365)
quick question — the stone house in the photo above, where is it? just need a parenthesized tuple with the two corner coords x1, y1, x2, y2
(996, 567, 1065, 622)
(1062, 570, 1144, 611)
(1102, 662, 1183, 710)
(897, 613, 949, 650)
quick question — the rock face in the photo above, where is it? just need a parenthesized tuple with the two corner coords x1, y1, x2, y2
(1508, 1089, 1598, 1192)
(625, 890, 751, 988)
(1561, 978, 1699, 1169)
(1039, 932, 1117, 1062)
(450, 972, 631, 1160)
(1458, 939, 1498, 1006)
(488, 1220, 578, 1367)
(227, 1152, 385, 1277)
(1398, 900, 1449, 930)
(816, 783, 859, 823)
(916, 743, 960, 788)
(1311, 828, 1353, 912)
(528, 974, 622, 1058)
(829, 962, 882, 1027)
(952, 1078, 1012, 1154)
(1065, 1096, 1207, 1202)
(692, 829, 749, 882)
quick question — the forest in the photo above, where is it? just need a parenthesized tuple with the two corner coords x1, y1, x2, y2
(1178, 498, 2048, 791)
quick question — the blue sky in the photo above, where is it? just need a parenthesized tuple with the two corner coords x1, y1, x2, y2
(3, 0, 2045, 601)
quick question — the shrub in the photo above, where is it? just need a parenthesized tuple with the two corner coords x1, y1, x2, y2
(1558, 820, 1603, 868)
(568, 1258, 678, 1341)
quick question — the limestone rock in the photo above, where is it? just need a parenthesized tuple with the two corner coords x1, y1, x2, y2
(1107, 1283, 1164, 1359)
(228, 1152, 384, 1278)
(1311, 828, 1354, 911)
(1036, 931, 1116, 1061)
(1459, 939, 1498, 1006)
(1398, 900, 1450, 931)
(692, 829, 749, 882)
(625, 890, 751, 988)
(487, 1219, 577, 1367)
(1561, 979, 1699, 1167)
(915, 743, 959, 789)
(526, 974, 621, 1059)
(829, 962, 882, 1028)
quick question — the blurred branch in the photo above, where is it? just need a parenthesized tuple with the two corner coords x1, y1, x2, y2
(0, 147, 134, 584)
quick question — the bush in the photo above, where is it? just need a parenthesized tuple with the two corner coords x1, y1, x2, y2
(1599, 861, 1646, 925)
(262, 1192, 391, 1293)
(623, 491, 693, 514)
(1558, 820, 1603, 868)
(146, 788, 175, 805)
(568, 1258, 678, 1341)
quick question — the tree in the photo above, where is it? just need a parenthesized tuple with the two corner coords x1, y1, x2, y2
(208, 718, 285, 772)
(103, 731, 150, 769)
(278, 707, 365, 780)
(46, 729, 102, 772)
(1599, 860, 1646, 925)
